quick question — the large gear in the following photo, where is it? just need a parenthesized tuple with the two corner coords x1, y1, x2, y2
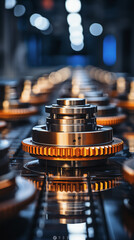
(22, 98, 123, 164)
(22, 136, 123, 161)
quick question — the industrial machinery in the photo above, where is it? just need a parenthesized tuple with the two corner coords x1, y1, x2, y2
(0, 68, 134, 240)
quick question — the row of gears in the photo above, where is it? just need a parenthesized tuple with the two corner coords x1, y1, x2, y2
(0, 68, 71, 221)
(0, 67, 70, 122)
(1, 67, 134, 222)
(21, 96, 134, 212)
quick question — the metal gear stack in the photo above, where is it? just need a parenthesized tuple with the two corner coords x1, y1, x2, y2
(22, 98, 123, 166)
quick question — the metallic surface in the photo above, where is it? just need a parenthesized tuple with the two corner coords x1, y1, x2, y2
(22, 98, 123, 162)
(22, 137, 123, 160)
(32, 125, 113, 146)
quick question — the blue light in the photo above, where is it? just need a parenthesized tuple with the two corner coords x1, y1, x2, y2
(67, 55, 88, 66)
(103, 35, 116, 66)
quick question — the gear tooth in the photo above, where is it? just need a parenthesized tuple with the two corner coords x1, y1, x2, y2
(79, 148, 82, 156)
(76, 148, 79, 157)
(48, 147, 51, 156)
(104, 146, 108, 155)
(100, 146, 104, 155)
(72, 148, 75, 157)
(36, 146, 39, 155)
(68, 148, 71, 157)
(108, 145, 112, 154)
(33, 146, 36, 155)
(22, 137, 123, 160)
(90, 147, 94, 156)
(62, 148, 65, 157)
(83, 148, 87, 156)
(115, 144, 117, 153)
(52, 147, 54, 156)
(95, 147, 99, 156)
(43, 147, 47, 156)
(112, 145, 115, 154)
(55, 148, 58, 156)
(51, 147, 54, 156)
(57, 148, 60, 156)
(40, 147, 43, 155)
(60, 148, 63, 157)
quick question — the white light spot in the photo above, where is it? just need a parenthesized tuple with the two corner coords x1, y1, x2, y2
(67, 223, 86, 234)
(30, 13, 41, 26)
(71, 42, 84, 51)
(34, 16, 50, 30)
(14, 5, 26, 17)
(67, 13, 81, 26)
(5, 0, 16, 9)
(69, 25, 83, 34)
(89, 23, 103, 36)
(65, 0, 81, 13)
(70, 34, 84, 45)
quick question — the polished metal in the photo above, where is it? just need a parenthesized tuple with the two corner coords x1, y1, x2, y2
(22, 98, 123, 163)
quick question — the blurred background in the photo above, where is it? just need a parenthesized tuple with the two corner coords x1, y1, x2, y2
(1, 0, 134, 77)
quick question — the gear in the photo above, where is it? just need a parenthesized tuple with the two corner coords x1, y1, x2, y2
(22, 98, 123, 164)
(22, 137, 123, 161)
(96, 114, 126, 126)
(0, 106, 38, 120)
(117, 100, 134, 111)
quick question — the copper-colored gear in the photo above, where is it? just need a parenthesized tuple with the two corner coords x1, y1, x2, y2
(96, 114, 126, 126)
(22, 137, 123, 161)
(0, 121, 7, 131)
(0, 106, 38, 120)
(22, 98, 123, 164)
(117, 100, 134, 110)
(30, 94, 49, 106)
(23, 175, 121, 192)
